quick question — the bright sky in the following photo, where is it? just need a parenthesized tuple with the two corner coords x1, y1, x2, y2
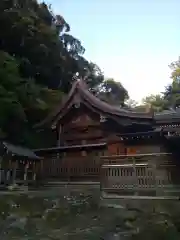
(48, 0, 179, 102)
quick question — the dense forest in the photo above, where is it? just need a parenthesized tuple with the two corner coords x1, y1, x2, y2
(0, 0, 179, 147)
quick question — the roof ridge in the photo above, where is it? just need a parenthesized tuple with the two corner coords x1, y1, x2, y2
(78, 82, 152, 117)
(34, 78, 153, 128)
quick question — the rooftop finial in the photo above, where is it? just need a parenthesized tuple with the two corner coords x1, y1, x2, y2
(72, 72, 80, 82)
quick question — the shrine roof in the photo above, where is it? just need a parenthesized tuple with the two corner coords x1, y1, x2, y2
(35, 79, 153, 128)
(3, 142, 41, 160)
(154, 108, 180, 123)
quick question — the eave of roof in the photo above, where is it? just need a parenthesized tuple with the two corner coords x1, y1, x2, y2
(117, 130, 161, 137)
(34, 142, 107, 155)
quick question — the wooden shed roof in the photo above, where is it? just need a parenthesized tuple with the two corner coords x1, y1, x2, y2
(3, 142, 41, 160)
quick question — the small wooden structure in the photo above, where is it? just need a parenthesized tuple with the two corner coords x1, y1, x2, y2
(0, 142, 41, 186)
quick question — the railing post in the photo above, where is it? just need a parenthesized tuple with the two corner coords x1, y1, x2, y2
(132, 157, 138, 195)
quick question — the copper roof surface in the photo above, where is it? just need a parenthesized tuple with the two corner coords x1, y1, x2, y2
(35, 79, 153, 128)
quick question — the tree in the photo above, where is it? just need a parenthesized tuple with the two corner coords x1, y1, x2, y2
(97, 78, 129, 106)
(0, 0, 100, 92)
(169, 57, 180, 82)
(163, 57, 180, 108)
(142, 94, 167, 112)
(0, 0, 108, 146)
(0, 1, 74, 145)
(125, 99, 138, 109)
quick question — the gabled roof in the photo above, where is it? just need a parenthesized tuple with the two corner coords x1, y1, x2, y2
(3, 142, 41, 160)
(35, 79, 153, 128)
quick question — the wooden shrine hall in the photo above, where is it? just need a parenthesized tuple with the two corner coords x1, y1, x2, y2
(34, 79, 180, 196)
(0, 142, 41, 186)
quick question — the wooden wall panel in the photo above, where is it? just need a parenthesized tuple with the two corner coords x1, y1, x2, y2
(126, 145, 162, 154)
(108, 143, 126, 155)
(127, 147, 137, 155)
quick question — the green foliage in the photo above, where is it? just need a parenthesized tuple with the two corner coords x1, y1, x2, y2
(0, 0, 129, 147)
(163, 58, 180, 108)
(125, 99, 138, 108)
(169, 57, 180, 82)
(142, 94, 168, 112)
(98, 78, 129, 106)
(0, 51, 49, 145)
(139, 57, 180, 112)
(0, 51, 25, 127)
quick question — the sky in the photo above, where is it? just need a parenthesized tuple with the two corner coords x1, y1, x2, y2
(48, 0, 179, 102)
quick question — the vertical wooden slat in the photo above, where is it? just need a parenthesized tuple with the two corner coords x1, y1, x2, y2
(100, 153, 174, 195)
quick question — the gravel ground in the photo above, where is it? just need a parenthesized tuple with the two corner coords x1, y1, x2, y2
(0, 186, 180, 239)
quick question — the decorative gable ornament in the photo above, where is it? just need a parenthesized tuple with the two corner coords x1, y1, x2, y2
(100, 115, 106, 123)
(74, 95, 81, 108)
(74, 102, 80, 108)
(72, 116, 81, 123)
(51, 125, 56, 130)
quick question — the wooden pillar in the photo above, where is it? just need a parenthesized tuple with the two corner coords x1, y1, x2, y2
(32, 162, 37, 181)
(40, 159, 43, 178)
(12, 160, 17, 184)
(57, 124, 62, 147)
(67, 158, 70, 183)
(6, 159, 11, 184)
(151, 158, 158, 195)
(81, 140, 87, 157)
(24, 162, 29, 184)
(132, 157, 138, 195)
(57, 124, 62, 160)
(0, 158, 2, 184)
(6, 170, 10, 183)
(33, 172, 36, 181)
